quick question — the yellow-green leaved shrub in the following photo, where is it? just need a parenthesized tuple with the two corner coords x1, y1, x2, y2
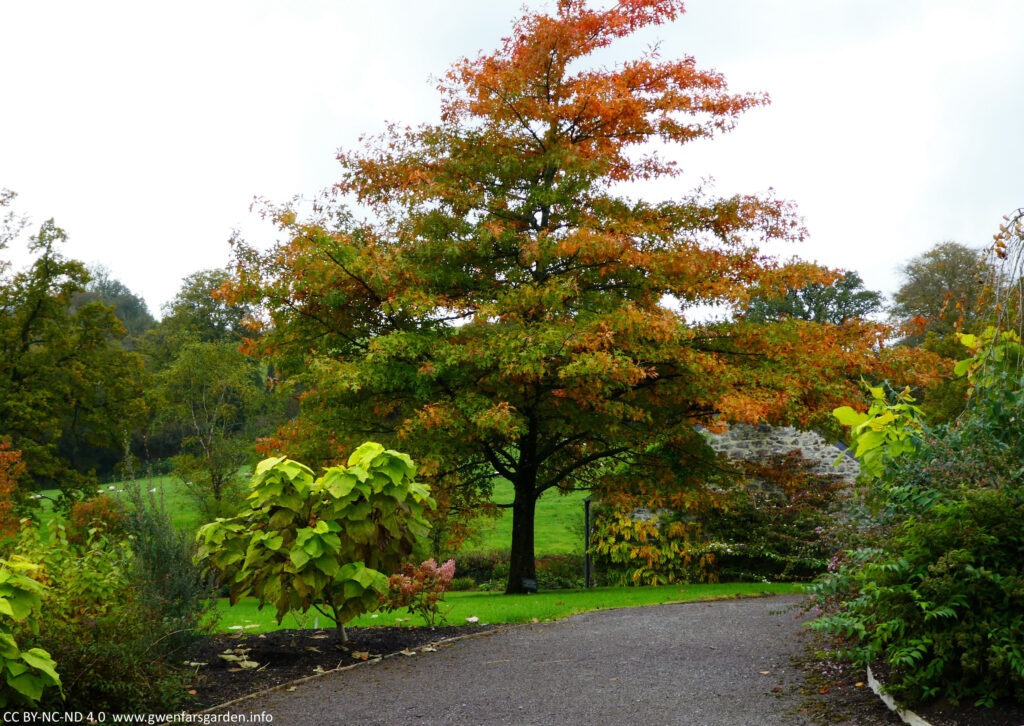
(196, 442, 435, 640)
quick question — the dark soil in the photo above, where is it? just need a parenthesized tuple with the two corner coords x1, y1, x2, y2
(795, 639, 902, 725)
(181, 624, 497, 712)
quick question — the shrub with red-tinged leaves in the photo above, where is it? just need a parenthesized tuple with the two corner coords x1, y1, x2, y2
(0, 444, 24, 541)
(67, 494, 126, 545)
(383, 559, 455, 628)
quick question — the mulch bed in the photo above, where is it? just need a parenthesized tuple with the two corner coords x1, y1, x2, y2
(181, 624, 497, 712)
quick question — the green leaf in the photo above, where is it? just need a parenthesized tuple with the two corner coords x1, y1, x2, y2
(321, 469, 358, 499)
(336, 562, 359, 582)
(0, 632, 19, 660)
(6, 671, 44, 703)
(19, 649, 60, 687)
(255, 456, 286, 475)
(866, 411, 895, 430)
(262, 574, 282, 604)
(268, 509, 296, 530)
(313, 554, 339, 578)
(301, 537, 324, 559)
(957, 333, 978, 349)
(348, 442, 386, 469)
(833, 406, 869, 428)
(854, 429, 886, 457)
(289, 547, 311, 570)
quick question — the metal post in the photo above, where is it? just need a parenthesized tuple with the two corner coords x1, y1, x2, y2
(584, 497, 592, 588)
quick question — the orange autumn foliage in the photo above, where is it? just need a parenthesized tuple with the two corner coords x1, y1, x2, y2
(0, 444, 25, 539)
(226, 0, 939, 592)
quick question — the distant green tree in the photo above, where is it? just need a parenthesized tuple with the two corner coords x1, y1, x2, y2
(160, 269, 251, 344)
(0, 194, 145, 493)
(74, 266, 156, 341)
(155, 341, 268, 517)
(889, 242, 994, 422)
(891, 242, 989, 345)
(139, 268, 271, 467)
(745, 270, 883, 324)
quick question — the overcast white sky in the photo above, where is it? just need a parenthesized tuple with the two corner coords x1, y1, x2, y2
(2, 0, 1022, 317)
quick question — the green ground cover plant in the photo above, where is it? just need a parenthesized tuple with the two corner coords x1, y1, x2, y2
(214, 581, 803, 632)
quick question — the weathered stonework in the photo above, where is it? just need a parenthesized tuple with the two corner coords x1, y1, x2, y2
(625, 424, 859, 522)
(703, 423, 859, 482)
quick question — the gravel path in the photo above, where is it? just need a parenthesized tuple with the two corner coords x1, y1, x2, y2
(212, 595, 837, 725)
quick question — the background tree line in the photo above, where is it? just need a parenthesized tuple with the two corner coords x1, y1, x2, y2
(0, 191, 286, 517)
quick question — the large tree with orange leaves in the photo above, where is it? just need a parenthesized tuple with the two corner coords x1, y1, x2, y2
(228, 0, 936, 592)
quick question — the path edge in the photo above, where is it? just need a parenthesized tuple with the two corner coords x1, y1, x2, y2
(196, 625, 507, 715)
(866, 665, 933, 726)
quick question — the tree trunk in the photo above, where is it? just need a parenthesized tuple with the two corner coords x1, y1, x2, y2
(506, 479, 538, 594)
(331, 603, 348, 644)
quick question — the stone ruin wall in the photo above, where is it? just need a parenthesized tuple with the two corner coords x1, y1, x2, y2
(704, 423, 860, 482)
(627, 424, 859, 521)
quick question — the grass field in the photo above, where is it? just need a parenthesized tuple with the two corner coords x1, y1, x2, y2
(463, 479, 589, 555)
(37, 474, 589, 560)
(36, 475, 205, 533)
(212, 582, 805, 632)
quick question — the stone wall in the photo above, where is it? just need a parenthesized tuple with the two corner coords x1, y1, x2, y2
(704, 423, 859, 482)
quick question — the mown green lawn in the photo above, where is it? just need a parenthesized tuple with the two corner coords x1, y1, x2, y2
(212, 582, 804, 633)
(37, 474, 589, 560)
(465, 479, 589, 555)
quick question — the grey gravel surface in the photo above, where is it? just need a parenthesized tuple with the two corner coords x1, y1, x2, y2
(212, 595, 841, 726)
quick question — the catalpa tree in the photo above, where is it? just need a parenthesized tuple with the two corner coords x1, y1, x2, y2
(227, 0, 937, 592)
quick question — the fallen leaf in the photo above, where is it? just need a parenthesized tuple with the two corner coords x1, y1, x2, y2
(305, 646, 322, 653)
(422, 645, 437, 653)
(531, 617, 539, 624)
(286, 686, 297, 692)
(854, 682, 865, 688)
(311, 634, 329, 640)
(219, 654, 241, 663)
(759, 670, 771, 675)
(400, 649, 416, 657)
(239, 660, 260, 669)
(819, 686, 830, 694)
(352, 651, 370, 661)
(466, 616, 479, 624)
(187, 689, 197, 695)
